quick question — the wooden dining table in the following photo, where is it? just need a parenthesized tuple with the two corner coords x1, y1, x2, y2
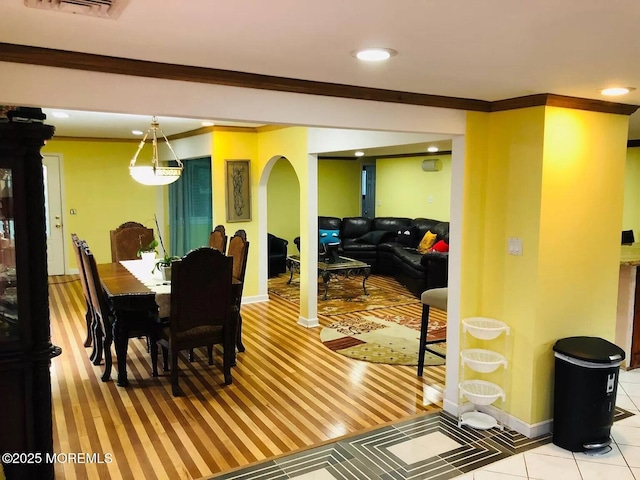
(97, 260, 243, 387)
(98, 262, 158, 386)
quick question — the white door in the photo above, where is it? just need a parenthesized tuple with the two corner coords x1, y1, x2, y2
(43, 155, 65, 275)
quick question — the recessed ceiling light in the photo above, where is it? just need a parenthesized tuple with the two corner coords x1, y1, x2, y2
(427, 146, 439, 153)
(599, 87, 636, 96)
(351, 48, 398, 62)
(131, 130, 143, 136)
(355, 151, 365, 157)
(201, 121, 215, 127)
(51, 111, 69, 119)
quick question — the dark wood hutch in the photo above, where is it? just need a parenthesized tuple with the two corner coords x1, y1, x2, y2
(0, 107, 60, 480)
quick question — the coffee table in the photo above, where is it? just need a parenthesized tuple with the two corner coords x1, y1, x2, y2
(286, 254, 371, 300)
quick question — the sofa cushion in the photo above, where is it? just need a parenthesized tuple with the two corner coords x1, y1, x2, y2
(431, 222, 450, 243)
(431, 239, 449, 252)
(355, 230, 397, 245)
(372, 217, 412, 233)
(341, 240, 378, 252)
(417, 230, 437, 253)
(319, 229, 340, 245)
(393, 248, 426, 272)
(319, 216, 342, 231)
(395, 225, 419, 247)
(341, 217, 373, 239)
(411, 218, 441, 240)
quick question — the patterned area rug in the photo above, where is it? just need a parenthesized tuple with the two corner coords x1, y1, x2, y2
(268, 274, 418, 316)
(320, 311, 447, 366)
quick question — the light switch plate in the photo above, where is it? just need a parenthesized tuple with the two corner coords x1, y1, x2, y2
(508, 237, 523, 255)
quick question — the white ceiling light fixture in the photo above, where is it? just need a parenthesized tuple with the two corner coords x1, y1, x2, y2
(351, 48, 398, 62)
(129, 116, 184, 186)
(131, 130, 143, 136)
(427, 146, 439, 153)
(51, 111, 69, 119)
(201, 121, 215, 127)
(599, 87, 635, 96)
(354, 151, 365, 157)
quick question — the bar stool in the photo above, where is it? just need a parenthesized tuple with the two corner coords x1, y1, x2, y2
(418, 287, 448, 376)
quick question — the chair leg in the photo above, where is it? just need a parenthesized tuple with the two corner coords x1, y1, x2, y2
(83, 306, 93, 347)
(170, 349, 181, 396)
(236, 312, 245, 353)
(417, 304, 429, 377)
(188, 348, 195, 362)
(90, 318, 103, 366)
(162, 346, 169, 371)
(207, 345, 214, 365)
(150, 340, 159, 377)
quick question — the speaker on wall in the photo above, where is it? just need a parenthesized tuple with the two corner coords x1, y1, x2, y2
(421, 159, 442, 172)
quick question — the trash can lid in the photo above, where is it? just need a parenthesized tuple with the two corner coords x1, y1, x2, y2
(553, 336, 625, 363)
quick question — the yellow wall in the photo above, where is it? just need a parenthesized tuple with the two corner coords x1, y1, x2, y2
(317, 159, 361, 218)
(376, 155, 452, 220)
(211, 130, 259, 294)
(533, 107, 628, 421)
(462, 107, 628, 425)
(623, 147, 640, 239)
(42, 139, 159, 269)
(267, 158, 300, 249)
(256, 127, 311, 310)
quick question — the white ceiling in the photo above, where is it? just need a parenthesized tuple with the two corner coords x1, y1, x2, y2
(3, 0, 640, 139)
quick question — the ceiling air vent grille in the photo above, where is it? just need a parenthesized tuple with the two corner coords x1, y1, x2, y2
(24, 0, 129, 19)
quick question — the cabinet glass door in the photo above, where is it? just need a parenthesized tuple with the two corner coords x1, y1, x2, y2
(0, 168, 17, 341)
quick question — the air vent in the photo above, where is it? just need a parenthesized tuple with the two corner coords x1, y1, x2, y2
(24, 0, 129, 19)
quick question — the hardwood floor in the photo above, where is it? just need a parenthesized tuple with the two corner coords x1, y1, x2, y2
(47, 274, 446, 480)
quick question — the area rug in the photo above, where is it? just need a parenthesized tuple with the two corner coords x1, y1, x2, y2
(319, 311, 447, 366)
(268, 274, 418, 316)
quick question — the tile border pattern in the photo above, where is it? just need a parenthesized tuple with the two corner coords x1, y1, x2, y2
(206, 408, 634, 480)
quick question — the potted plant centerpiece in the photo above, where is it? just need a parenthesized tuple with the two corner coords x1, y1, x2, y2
(151, 214, 179, 281)
(137, 236, 158, 272)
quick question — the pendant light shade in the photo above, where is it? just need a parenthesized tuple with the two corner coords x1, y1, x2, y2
(129, 116, 183, 186)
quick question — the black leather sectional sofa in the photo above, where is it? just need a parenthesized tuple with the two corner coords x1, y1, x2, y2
(316, 216, 449, 297)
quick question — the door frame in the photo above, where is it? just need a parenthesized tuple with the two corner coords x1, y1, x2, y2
(42, 154, 67, 275)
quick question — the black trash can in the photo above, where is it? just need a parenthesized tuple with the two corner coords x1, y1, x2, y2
(552, 336, 625, 452)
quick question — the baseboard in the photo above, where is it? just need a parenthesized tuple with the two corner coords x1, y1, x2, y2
(242, 294, 269, 305)
(442, 399, 552, 439)
(297, 316, 319, 328)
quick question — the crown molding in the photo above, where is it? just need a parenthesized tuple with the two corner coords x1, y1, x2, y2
(491, 93, 638, 115)
(1, 43, 637, 118)
(0, 43, 488, 112)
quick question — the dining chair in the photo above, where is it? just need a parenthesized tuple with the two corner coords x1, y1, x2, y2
(79, 241, 112, 379)
(70, 233, 95, 352)
(152, 247, 235, 396)
(109, 221, 154, 262)
(208, 224, 228, 253)
(227, 229, 250, 354)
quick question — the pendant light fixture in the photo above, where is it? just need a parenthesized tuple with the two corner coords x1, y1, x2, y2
(129, 116, 183, 186)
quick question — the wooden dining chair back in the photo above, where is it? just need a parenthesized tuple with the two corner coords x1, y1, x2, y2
(110, 221, 154, 262)
(208, 224, 228, 253)
(70, 233, 95, 351)
(79, 241, 114, 382)
(152, 247, 235, 396)
(227, 229, 250, 353)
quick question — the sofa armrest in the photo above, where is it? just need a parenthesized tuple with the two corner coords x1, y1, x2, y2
(420, 251, 448, 267)
(421, 251, 449, 289)
(268, 234, 289, 255)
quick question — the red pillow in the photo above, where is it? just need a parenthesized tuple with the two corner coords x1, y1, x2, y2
(430, 240, 449, 252)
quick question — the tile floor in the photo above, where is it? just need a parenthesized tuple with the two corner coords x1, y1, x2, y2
(207, 369, 640, 480)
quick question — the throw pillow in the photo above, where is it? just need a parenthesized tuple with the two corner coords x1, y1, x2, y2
(319, 229, 340, 246)
(417, 230, 438, 254)
(395, 226, 418, 247)
(355, 230, 396, 245)
(430, 240, 449, 252)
